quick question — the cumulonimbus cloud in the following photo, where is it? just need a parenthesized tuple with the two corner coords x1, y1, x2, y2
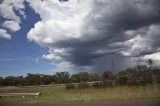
(27, 0, 160, 68)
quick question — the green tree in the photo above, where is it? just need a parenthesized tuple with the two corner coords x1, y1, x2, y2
(70, 74, 80, 83)
(118, 69, 131, 85)
(2, 76, 16, 86)
(102, 71, 114, 80)
(55, 71, 70, 84)
(89, 73, 100, 81)
(77, 72, 90, 82)
(137, 65, 148, 71)
(42, 75, 53, 85)
(52, 75, 57, 83)
(25, 73, 42, 85)
(0, 77, 3, 86)
(14, 76, 24, 86)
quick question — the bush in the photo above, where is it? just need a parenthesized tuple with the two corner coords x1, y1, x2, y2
(77, 82, 89, 89)
(118, 77, 128, 85)
(92, 82, 103, 88)
(66, 84, 76, 90)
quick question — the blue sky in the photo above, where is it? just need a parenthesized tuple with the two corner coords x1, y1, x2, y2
(0, 2, 53, 77)
(0, 0, 160, 77)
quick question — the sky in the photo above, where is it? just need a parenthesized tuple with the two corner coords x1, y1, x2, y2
(0, 0, 160, 77)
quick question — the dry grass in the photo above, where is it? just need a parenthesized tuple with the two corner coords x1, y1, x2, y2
(0, 84, 160, 103)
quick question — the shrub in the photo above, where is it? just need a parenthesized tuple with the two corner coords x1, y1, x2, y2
(66, 84, 75, 90)
(77, 82, 89, 89)
(118, 77, 128, 85)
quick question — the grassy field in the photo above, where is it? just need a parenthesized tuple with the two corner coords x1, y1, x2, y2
(0, 84, 160, 104)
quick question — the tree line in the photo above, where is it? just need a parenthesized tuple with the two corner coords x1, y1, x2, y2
(0, 72, 100, 86)
(0, 60, 160, 86)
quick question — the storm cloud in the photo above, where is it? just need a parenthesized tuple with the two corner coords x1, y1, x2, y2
(27, 0, 160, 72)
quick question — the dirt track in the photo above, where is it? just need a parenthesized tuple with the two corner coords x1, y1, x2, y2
(0, 99, 160, 106)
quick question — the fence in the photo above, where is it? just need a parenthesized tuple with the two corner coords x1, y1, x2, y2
(0, 92, 41, 98)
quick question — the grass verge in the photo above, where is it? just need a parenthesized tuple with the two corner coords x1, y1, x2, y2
(0, 84, 160, 103)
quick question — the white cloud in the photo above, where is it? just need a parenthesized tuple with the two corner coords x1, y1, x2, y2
(3, 20, 20, 32)
(42, 53, 62, 60)
(142, 52, 160, 66)
(121, 34, 152, 56)
(26, 0, 94, 71)
(121, 24, 160, 57)
(27, 0, 92, 46)
(42, 48, 70, 60)
(144, 52, 160, 61)
(53, 61, 72, 72)
(0, 2, 20, 23)
(0, 0, 25, 39)
(26, 0, 94, 70)
(0, 29, 11, 39)
(0, 0, 25, 22)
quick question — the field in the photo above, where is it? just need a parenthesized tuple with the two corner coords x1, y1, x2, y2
(0, 84, 160, 104)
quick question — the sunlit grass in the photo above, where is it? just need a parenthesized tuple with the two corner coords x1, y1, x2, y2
(0, 84, 160, 103)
